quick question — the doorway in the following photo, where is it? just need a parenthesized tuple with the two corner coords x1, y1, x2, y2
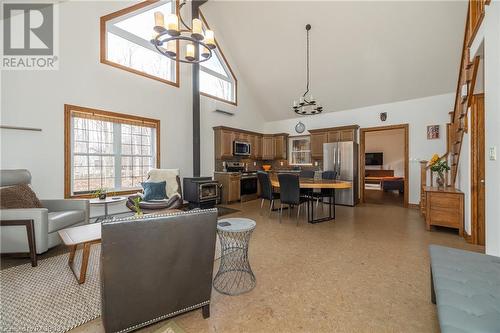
(360, 124, 409, 207)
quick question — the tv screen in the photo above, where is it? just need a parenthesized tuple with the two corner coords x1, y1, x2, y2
(366, 152, 383, 166)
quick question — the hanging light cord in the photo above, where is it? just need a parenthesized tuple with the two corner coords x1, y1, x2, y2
(303, 26, 311, 102)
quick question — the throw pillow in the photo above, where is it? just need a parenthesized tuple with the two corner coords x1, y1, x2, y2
(0, 184, 43, 209)
(141, 181, 167, 201)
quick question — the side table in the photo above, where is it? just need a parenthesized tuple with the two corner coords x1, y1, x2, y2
(213, 217, 256, 295)
(89, 196, 126, 222)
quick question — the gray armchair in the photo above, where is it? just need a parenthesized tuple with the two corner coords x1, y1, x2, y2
(0, 169, 89, 265)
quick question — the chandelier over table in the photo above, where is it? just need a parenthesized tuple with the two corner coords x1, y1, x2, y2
(151, 1, 216, 64)
(292, 24, 323, 115)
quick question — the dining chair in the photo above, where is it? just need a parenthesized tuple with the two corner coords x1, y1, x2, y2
(299, 170, 315, 199)
(257, 171, 280, 213)
(277, 174, 308, 225)
(319, 171, 337, 207)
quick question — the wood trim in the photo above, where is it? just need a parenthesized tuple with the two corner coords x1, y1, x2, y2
(408, 203, 420, 210)
(359, 124, 409, 208)
(64, 104, 161, 199)
(470, 93, 485, 245)
(100, 0, 180, 88)
(198, 10, 238, 106)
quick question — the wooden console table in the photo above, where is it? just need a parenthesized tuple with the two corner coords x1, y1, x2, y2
(423, 187, 464, 236)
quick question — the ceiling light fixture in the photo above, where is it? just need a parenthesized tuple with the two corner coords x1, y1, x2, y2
(151, 0, 216, 64)
(292, 24, 323, 116)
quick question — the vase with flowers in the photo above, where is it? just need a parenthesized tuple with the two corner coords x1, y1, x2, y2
(429, 154, 450, 188)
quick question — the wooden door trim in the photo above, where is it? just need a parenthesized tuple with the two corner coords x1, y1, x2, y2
(470, 93, 485, 245)
(359, 124, 409, 208)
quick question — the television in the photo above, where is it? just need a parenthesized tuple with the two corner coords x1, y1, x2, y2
(365, 152, 383, 166)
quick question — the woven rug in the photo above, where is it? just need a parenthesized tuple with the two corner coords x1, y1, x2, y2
(0, 245, 101, 333)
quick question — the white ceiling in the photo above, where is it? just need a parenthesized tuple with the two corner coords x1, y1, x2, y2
(201, 1, 467, 121)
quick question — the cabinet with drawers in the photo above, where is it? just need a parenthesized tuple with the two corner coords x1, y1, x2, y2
(424, 187, 464, 236)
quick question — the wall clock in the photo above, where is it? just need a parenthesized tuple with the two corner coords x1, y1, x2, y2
(295, 122, 306, 133)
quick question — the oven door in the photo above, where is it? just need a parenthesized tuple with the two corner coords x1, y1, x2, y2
(233, 141, 251, 156)
(240, 177, 257, 196)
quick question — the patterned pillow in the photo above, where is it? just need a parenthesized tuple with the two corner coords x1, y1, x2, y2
(0, 184, 43, 209)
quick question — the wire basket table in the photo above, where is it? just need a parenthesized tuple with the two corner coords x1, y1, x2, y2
(213, 218, 256, 295)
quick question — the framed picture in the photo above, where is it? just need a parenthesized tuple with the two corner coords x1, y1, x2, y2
(427, 125, 440, 140)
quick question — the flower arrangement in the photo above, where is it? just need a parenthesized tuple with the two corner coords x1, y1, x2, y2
(93, 188, 107, 200)
(429, 154, 450, 187)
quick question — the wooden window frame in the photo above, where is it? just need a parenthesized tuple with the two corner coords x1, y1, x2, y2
(198, 10, 238, 106)
(64, 104, 160, 199)
(100, 0, 180, 87)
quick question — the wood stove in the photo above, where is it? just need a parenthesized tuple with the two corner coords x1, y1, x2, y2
(183, 177, 219, 209)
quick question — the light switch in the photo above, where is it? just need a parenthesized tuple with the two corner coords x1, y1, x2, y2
(489, 146, 497, 161)
(280, 161, 284, 166)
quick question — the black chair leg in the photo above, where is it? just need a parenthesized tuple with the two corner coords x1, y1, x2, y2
(202, 304, 210, 318)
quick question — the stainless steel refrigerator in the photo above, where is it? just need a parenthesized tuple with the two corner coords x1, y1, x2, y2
(323, 141, 358, 206)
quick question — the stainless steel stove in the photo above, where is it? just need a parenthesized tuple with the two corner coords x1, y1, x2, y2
(225, 162, 258, 201)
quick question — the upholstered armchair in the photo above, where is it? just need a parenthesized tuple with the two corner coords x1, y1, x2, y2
(101, 209, 218, 332)
(126, 168, 184, 213)
(0, 170, 89, 264)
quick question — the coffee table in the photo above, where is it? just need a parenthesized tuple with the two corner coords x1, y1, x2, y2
(89, 196, 126, 222)
(58, 222, 101, 284)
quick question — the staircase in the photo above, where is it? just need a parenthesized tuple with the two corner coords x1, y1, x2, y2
(420, 0, 487, 216)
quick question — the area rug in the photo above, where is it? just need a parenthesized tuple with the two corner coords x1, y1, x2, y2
(0, 245, 101, 333)
(153, 320, 186, 333)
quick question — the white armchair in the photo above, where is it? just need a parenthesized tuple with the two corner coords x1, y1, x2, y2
(0, 170, 89, 266)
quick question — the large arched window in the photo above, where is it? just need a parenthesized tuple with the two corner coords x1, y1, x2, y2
(199, 11, 237, 105)
(100, 0, 179, 87)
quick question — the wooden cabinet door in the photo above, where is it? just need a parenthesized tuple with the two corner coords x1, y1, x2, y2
(340, 129, 354, 142)
(254, 135, 262, 160)
(311, 132, 327, 158)
(229, 175, 241, 202)
(262, 136, 275, 160)
(273, 135, 287, 160)
(221, 130, 234, 158)
(327, 131, 340, 142)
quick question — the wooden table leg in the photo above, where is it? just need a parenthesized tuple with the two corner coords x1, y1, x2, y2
(78, 242, 92, 284)
(68, 244, 77, 265)
(25, 220, 37, 267)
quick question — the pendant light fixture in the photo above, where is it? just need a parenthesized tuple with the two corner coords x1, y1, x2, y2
(151, 0, 216, 64)
(292, 24, 323, 115)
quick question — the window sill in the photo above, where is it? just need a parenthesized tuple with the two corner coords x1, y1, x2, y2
(67, 189, 141, 199)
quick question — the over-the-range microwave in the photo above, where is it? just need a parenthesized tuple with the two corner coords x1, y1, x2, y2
(233, 141, 251, 156)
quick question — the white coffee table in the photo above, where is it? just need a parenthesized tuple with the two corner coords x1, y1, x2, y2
(89, 196, 127, 222)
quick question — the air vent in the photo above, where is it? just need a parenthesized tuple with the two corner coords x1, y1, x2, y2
(214, 109, 234, 116)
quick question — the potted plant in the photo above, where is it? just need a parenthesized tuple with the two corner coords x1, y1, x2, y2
(93, 188, 107, 200)
(429, 154, 450, 188)
(132, 197, 143, 216)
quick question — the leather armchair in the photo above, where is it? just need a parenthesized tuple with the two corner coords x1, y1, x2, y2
(0, 169, 89, 254)
(101, 209, 218, 333)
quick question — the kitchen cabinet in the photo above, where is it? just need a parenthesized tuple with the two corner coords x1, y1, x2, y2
(214, 173, 241, 204)
(340, 129, 355, 141)
(254, 135, 262, 159)
(327, 131, 339, 143)
(273, 134, 288, 160)
(310, 132, 328, 159)
(214, 129, 234, 159)
(262, 135, 275, 160)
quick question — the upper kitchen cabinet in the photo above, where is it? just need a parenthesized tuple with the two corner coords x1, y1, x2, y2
(309, 125, 359, 159)
(262, 135, 275, 160)
(214, 128, 234, 159)
(273, 134, 288, 160)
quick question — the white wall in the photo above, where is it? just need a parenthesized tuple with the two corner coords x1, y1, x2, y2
(263, 93, 453, 204)
(469, 2, 500, 256)
(365, 129, 405, 177)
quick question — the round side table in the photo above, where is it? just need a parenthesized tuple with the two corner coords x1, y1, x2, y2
(89, 196, 127, 222)
(213, 217, 256, 295)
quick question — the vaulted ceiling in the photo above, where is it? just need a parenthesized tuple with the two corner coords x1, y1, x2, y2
(201, 1, 467, 121)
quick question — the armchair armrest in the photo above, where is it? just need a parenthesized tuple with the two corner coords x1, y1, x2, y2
(40, 199, 90, 224)
(0, 208, 49, 253)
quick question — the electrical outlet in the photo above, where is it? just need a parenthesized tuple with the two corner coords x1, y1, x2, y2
(253, 161, 256, 166)
(280, 161, 284, 166)
(489, 146, 497, 161)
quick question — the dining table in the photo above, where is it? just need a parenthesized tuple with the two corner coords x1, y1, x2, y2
(269, 176, 352, 224)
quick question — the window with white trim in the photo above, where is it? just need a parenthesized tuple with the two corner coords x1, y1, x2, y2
(102, 1, 177, 85)
(199, 13, 237, 104)
(65, 105, 159, 197)
(289, 136, 312, 166)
